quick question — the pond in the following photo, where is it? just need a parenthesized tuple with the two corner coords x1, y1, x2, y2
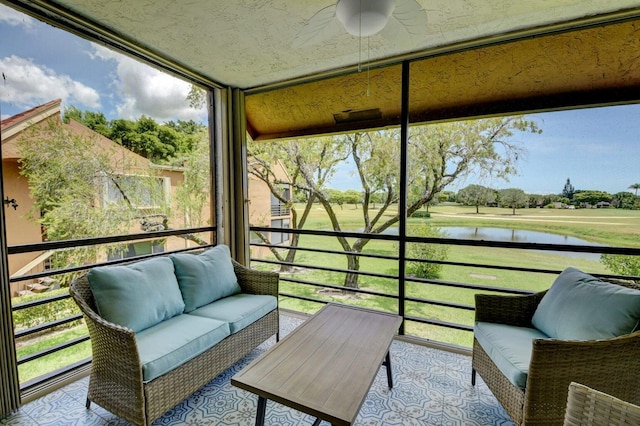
(440, 227, 606, 260)
(353, 226, 607, 260)
(364, 226, 606, 262)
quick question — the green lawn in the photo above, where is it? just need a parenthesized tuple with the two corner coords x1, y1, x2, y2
(16, 324, 91, 384)
(258, 203, 640, 347)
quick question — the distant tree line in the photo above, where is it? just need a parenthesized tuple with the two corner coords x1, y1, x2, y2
(319, 183, 640, 214)
(454, 180, 640, 213)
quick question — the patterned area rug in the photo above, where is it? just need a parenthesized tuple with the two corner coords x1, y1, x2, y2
(7, 313, 515, 425)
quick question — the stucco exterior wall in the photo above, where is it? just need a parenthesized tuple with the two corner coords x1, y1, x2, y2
(247, 159, 292, 259)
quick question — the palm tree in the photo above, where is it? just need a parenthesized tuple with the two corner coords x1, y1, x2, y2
(629, 183, 640, 196)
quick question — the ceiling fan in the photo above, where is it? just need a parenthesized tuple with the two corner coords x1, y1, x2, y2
(293, 0, 428, 49)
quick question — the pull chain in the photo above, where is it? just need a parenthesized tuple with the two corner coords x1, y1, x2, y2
(358, 0, 362, 72)
(367, 36, 371, 96)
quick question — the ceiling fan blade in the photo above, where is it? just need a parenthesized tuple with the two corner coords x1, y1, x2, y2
(392, 0, 428, 36)
(292, 4, 341, 48)
(380, 16, 413, 48)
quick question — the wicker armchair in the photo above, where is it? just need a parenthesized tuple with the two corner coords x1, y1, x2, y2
(70, 258, 279, 426)
(564, 382, 640, 426)
(472, 282, 640, 425)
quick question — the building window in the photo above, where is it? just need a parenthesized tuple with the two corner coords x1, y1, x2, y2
(270, 186, 291, 216)
(270, 218, 290, 244)
(108, 240, 165, 261)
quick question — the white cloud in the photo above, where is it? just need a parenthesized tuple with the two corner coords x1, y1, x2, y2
(0, 4, 36, 29)
(0, 55, 101, 109)
(91, 44, 207, 123)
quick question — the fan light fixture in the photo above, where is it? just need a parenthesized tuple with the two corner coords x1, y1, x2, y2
(336, 0, 395, 37)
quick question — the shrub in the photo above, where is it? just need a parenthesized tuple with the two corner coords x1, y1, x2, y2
(601, 254, 640, 283)
(410, 211, 431, 218)
(405, 224, 449, 279)
(12, 288, 80, 331)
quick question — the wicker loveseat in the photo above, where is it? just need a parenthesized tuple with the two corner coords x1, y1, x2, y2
(471, 267, 640, 425)
(70, 245, 279, 426)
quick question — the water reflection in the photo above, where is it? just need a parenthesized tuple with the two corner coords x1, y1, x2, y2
(442, 227, 606, 260)
(355, 226, 606, 260)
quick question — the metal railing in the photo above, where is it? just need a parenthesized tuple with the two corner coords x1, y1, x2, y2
(250, 226, 640, 350)
(270, 205, 290, 216)
(9, 226, 216, 395)
(10, 223, 640, 394)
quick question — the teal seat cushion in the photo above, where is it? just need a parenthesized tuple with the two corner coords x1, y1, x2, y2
(171, 245, 242, 312)
(188, 294, 277, 334)
(532, 267, 640, 340)
(88, 257, 185, 333)
(475, 321, 549, 388)
(136, 314, 230, 382)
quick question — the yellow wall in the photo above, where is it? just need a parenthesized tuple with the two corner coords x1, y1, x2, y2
(2, 159, 46, 295)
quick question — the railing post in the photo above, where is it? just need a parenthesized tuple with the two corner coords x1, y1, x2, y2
(398, 60, 410, 335)
(0, 106, 21, 415)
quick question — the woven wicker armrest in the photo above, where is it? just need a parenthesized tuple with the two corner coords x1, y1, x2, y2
(474, 291, 546, 327)
(524, 331, 640, 422)
(69, 276, 143, 379)
(232, 259, 279, 297)
(564, 382, 640, 426)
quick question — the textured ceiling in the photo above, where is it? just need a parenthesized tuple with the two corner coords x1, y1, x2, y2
(17, 0, 640, 89)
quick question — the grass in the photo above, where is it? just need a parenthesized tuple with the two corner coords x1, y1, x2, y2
(272, 234, 609, 346)
(16, 324, 91, 384)
(256, 202, 640, 347)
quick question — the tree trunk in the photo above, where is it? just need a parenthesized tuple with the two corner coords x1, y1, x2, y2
(277, 195, 315, 273)
(279, 232, 300, 273)
(343, 253, 360, 289)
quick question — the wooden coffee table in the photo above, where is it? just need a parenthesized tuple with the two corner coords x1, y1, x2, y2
(232, 304, 402, 426)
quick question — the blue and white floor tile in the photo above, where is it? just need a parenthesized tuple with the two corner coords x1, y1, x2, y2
(2, 314, 514, 425)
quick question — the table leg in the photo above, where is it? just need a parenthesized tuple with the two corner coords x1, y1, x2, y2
(383, 351, 393, 389)
(255, 396, 267, 426)
(311, 418, 322, 426)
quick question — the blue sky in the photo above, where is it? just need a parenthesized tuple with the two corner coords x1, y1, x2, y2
(0, 4, 207, 123)
(1, 4, 638, 196)
(325, 106, 640, 195)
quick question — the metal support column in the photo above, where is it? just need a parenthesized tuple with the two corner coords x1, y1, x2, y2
(0, 103, 21, 416)
(398, 61, 410, 335)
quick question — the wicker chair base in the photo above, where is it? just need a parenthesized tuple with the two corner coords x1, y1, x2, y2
(472, 338, 525, 425)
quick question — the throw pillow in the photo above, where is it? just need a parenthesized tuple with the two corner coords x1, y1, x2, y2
(532, 267, 640, 340)
(87, 256, 185, 332)
(170, 245, 241, 312)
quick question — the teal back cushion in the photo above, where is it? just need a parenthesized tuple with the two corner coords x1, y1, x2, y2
(532, 267, 640, 340)
(170, 245, 241, 312)
(87, 257, 185, 332)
